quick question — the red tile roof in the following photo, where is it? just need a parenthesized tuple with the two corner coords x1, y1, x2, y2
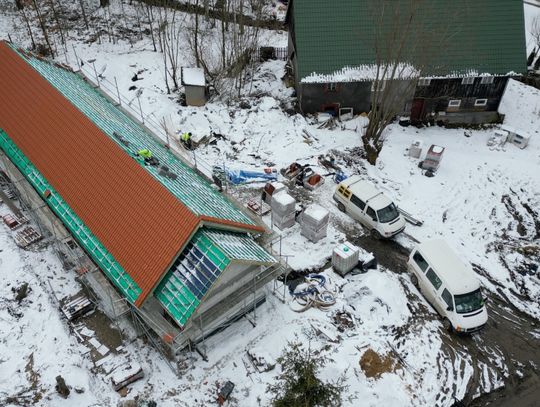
(0, 42, 210, 305)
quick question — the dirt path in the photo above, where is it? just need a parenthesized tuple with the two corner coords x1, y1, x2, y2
(341, 222, 540, 406)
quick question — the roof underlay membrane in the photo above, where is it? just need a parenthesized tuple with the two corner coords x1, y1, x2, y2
(155, 228, 275, 327)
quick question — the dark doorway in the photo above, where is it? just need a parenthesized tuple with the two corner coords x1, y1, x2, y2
(410, 99, 425, 122)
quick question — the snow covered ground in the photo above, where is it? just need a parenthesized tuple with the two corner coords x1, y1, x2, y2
(1, 1, 540, 406)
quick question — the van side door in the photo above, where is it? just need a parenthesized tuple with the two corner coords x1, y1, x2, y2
(365, 206, 379, 230)
(425, 267, 445, 314)
(349, 194, 367, 225)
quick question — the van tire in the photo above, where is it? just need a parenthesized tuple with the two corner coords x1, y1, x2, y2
(442, 318, 453, 332)
(410, 274, 418, 287)
(337, 202, 346, 213)
(370, 229, 382, 240)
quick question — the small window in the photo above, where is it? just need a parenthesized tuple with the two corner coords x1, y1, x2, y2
(412, 251, 429, 272)
(474, 98, 488, 107)
(326, 83, 339, 92)
(448, 99, 461, 108)
(371, 80, 386, 92)
(366, 206, 377, 221)
(418, 78, 431, 86)
(480, 76, 494, 85)
(426, 268, 443, 290)
(461, 77, 475, 85)
(442, 289, 454, 309)
(338, 186, 345, 194)
(350, 194, 366, 210)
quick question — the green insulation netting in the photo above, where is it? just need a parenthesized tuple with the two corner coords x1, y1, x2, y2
(0, 129, 142, 303)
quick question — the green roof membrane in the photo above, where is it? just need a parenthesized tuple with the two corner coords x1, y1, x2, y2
(15, 45, 256, 226)
(0, 129, 142, 303)
(293, 0, 526, 79)
(154, 228, 275, 326)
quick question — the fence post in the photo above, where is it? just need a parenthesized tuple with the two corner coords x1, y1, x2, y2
(114, 77, 122, 106)
(137, 95, 144, 124)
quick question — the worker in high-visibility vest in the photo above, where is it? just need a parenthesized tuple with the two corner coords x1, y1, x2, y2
(180, 132, 192, 150)
(137, 148, 153, 159)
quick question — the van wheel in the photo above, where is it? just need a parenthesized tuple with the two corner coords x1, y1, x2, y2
(410, 274, 418, 287)
(442, 318, 453, 332)
(370, 229, 382, 240)
(337, 202, 346, 213)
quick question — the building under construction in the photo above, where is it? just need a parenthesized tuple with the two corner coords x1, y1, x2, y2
(0, 41, 282, 360)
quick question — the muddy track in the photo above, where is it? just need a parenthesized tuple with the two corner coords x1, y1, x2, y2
(340, 221, 540, 406)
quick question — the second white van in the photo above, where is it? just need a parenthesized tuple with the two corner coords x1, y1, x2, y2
(407, 239, 488, 333)
(333, 175, 405, 239)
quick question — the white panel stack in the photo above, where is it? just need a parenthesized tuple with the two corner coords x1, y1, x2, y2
(332, 242, 360, 276)
(271, 192, 296, 230)
(300, 204, 329, 242)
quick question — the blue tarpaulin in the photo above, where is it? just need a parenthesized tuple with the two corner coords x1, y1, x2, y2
(225, 169, 278, 184)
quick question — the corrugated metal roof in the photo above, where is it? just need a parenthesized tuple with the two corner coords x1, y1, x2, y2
(0, 42, 201, 306)
(292, 0, 526, 80)
(15, 46, 258, 227)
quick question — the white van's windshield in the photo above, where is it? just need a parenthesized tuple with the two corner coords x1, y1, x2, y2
(377, 203, 399, 223)
(454, 289, 483, 314)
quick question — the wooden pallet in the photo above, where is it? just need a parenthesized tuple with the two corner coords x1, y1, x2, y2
(14, 226, 42, 247)
(2, 213, 29, 230)
(61, 295, 94, 321)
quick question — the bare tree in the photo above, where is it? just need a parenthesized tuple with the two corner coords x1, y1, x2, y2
(32, 0, 54, 56)
(362, 0, 455, 164)
(530, 15, 540, 49)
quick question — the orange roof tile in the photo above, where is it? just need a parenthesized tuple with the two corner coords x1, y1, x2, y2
(0, 42, 202, 305)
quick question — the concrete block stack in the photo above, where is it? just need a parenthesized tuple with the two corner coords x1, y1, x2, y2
(300, 204, 329, 242)
(271, 192, 296, 230)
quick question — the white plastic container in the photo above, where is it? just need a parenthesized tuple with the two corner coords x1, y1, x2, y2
(332, 242, 360, 276)
(409, 140, 423, 159)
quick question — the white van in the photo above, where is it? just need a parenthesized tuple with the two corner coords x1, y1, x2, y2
(408, 239, 488, 333)
(333, 175, 405, 239)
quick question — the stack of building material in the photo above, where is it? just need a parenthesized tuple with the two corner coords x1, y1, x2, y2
(271, 192, 296, 230)
(300, 204, 329, 242)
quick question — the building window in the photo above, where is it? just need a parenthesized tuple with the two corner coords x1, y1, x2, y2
(418, 78, 431, 86)
(461, 77, 475, 85)
(474, 98, 488, 107)
(448, 99, 461, 108)
(325, 83, 339, 92)
(480, 76, 494, 85)
(371, 80, 386, 92)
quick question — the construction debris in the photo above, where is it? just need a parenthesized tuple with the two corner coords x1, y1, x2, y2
(246, 198, 271, 216)
(2, 213, 29, 230)
(14, 226, 42, 248)
(289, 274, 336, 312)
(111, 363, 144, 392)
(217, 381, 235, 405)
(246, 349, 276, 373)
(61, 294, 94, 322)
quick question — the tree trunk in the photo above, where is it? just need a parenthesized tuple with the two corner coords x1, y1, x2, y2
(78, 0, 89, 30)
(362, 136, 380, 165)
(32, 0, 55, 57)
